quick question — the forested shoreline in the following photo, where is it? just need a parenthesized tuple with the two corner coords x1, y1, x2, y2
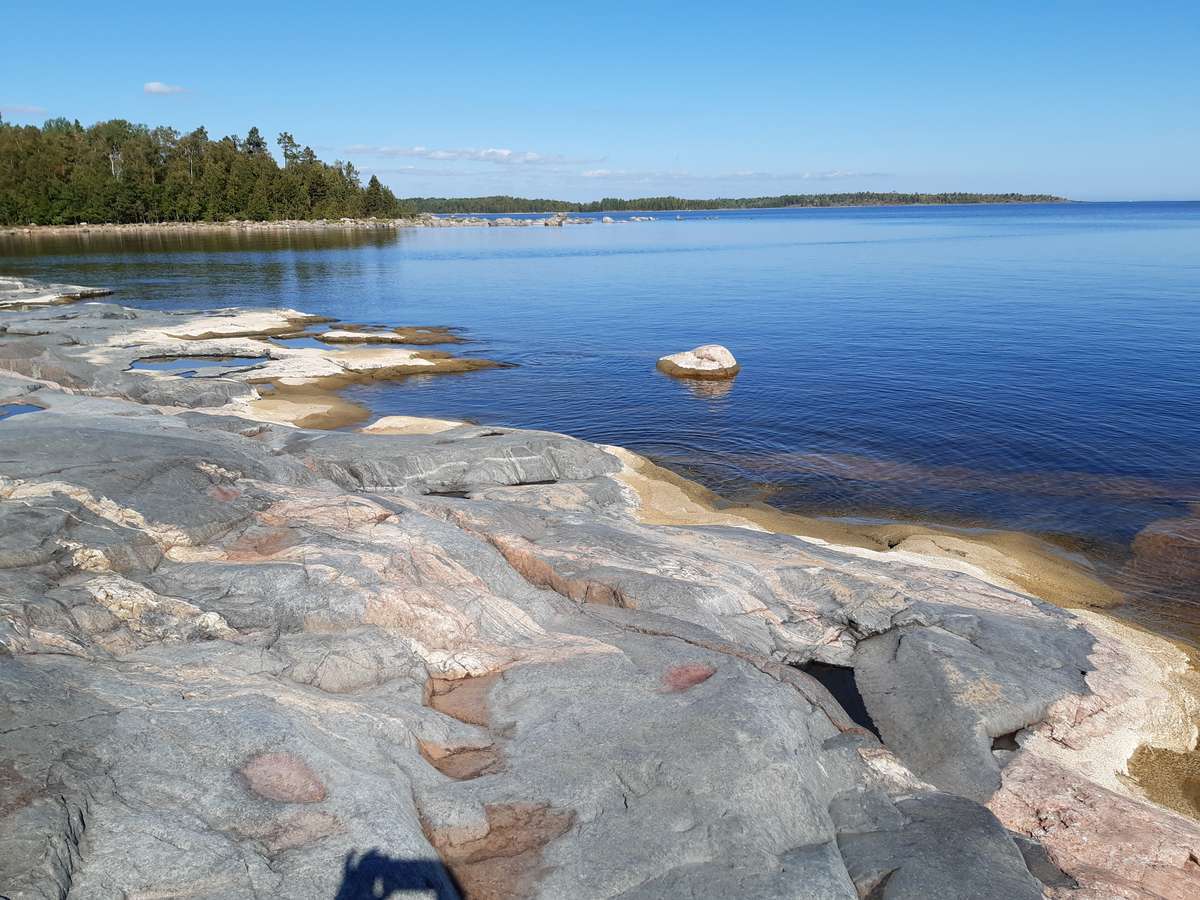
(0, 118, 404, 225)
(0, 117, 1064, 225)
(409, 192, 1066, 214)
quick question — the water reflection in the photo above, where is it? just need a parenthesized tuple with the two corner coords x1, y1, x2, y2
(129, 355, 269, 376)
(0, 226, 403, 257)
(680, 378, 735, 400)
(0, 403, 44, 421)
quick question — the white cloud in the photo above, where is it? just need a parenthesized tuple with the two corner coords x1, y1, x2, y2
(347, 144, 598, 166)
(367, 166, 476, 177)
(0, 104, 47, 115)
(143, 81, 187, 95)
(581, 168, 887, 182)
(802, 170, 889, 180)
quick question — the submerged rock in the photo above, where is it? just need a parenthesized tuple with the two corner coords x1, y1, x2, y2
(657, 343, 740, 379)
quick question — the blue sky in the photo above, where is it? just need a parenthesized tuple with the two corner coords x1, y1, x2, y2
(3, 1, 1197, 201)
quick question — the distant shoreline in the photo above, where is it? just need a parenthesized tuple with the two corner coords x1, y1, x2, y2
(0, 200, 1078, 238)
(0, 214, 553, 238)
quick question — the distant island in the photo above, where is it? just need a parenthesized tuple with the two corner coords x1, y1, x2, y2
(0, 117, 1065, 225)
(400, 192, 1066, 214)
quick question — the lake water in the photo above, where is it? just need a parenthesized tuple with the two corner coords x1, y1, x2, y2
(3, 203, 1198, 644)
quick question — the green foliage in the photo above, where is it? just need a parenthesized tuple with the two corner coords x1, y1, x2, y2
(398, 195, 581, 214)
(0, 118, 404, 225)
(363, 175, 398, 217)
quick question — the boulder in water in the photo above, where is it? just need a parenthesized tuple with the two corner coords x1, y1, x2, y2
(657, 343, 740, 379)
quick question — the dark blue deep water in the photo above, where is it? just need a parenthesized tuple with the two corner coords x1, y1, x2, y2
(3, 203, 1198, 640)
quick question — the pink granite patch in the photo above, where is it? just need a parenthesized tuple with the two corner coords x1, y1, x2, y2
(662, 664, 717, 692)
(239, 752, 327, 803)
(207, 484, 241, 502)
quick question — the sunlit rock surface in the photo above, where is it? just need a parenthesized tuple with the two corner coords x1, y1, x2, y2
(0, 276, 112, 310)
(656, 343, 740, 379)
(1, 283, 1197, 899)
(0, 301, 501, 428)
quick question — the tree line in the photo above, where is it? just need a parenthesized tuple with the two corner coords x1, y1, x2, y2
(0, 116, 1065, 225)
(0, 118, 406, 225)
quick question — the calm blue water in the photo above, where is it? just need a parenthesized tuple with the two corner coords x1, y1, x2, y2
(3, 203, 1199, 638)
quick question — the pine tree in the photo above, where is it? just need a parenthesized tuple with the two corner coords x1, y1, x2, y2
(244, 127, 268, 157)
(363, 175, 387, 216)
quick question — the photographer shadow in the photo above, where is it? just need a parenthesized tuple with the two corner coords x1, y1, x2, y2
(334, 849, 459, 900)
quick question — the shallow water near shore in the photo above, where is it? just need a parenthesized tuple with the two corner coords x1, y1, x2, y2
(3, 203, 1198, 644)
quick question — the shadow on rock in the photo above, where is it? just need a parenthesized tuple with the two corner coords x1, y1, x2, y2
(334, 849, 459, 900)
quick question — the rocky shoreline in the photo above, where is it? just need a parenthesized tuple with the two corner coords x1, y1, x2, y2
(2, 279, 1199, 898)
(0, 276, 114, 310)
(0, 212, 592, 239)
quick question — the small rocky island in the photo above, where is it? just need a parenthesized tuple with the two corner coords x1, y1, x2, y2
(1, 279, 1198, 899)
(657, 344, 741, 379)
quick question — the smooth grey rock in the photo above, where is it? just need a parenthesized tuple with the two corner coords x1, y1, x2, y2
(834, 792, 1043, 899)
(275, 627, 428, 695)
(276, 424, 621, 495)
(853, 611, 1091, 801)
(1011, 832, 1079, 889)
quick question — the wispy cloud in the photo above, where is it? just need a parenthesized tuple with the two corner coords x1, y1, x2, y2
(800, 170, 889, 180)
(580, 169, 661, 180)
(347, 145, 599, 166)
(0, 104, 47, 115)
(143, 81, 187, 95)
(366, 166, 477, 177)
(581, 168, 888, 182)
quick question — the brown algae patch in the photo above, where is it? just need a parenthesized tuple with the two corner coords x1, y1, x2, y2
(1112, 617, 1200, 821)
(656, 357, 740, 380)
(391, 326, 466, 344)
(608, 446, 1122, 610)
(1129, 745, 1200, 819)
